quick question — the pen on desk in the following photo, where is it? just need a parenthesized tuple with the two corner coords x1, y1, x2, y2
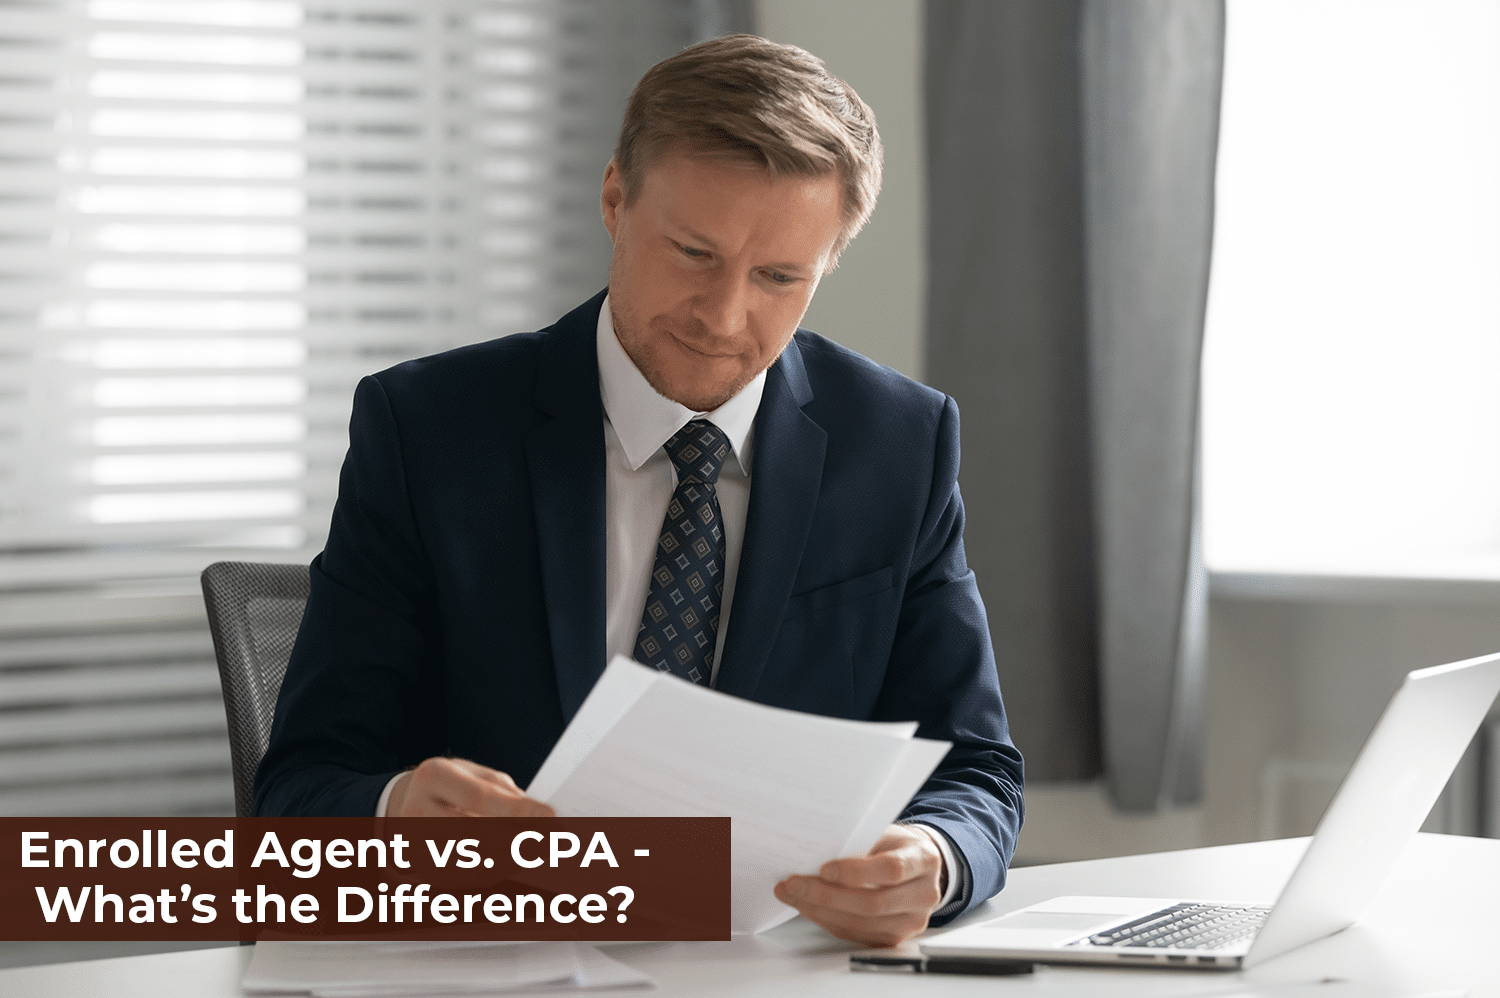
(849, 952, 1034, 976)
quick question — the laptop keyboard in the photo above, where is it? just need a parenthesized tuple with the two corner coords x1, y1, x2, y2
(1077, 902, 1272, 951)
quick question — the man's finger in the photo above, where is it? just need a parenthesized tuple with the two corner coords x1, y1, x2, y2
(817, 826, 939, 888)
(772, 824, 945, 947)
(818, 848, 926, 888)
(777, 871, 940, 920)
(389, 756, 555, 817)
(462, 762, 524, 793)
(441, 768, 526, 814)
(424, 758, 506, 814)
(773, 878, 933, 948)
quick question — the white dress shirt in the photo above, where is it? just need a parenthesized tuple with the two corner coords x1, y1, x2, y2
(596, 295, 761, 685)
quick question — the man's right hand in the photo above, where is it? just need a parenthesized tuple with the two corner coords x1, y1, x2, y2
(385, 757, 556, 818)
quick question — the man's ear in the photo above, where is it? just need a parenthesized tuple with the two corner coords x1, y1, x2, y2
(601, 160, 625, 242)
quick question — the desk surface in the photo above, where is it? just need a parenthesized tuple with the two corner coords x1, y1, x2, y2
(3, 833, 1496, 997)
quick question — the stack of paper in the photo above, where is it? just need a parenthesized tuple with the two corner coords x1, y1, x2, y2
(527, 656, 951, 933)
(242, 940, 653, 996)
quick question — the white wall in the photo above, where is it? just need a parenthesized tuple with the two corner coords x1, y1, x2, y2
(1017, 584, 1500, 866)
(1205, 581, 1500, 843)
(753, 0, 926, 380)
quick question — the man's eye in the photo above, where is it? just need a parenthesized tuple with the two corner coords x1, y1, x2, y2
(679, 244, 708, 258)
(765, 270, 794, 285)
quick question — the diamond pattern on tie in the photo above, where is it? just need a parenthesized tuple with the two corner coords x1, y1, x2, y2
(635, 419, 730, 685)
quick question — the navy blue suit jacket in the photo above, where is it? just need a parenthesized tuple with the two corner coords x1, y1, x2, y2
(254, 290, 1024, 919)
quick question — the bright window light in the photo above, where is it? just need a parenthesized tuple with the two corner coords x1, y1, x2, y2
(480, 85, 540, 112)
(89, 109, 304, 141)
(81, 338, 307, 368)
(94, 226, 305, 255)
(485, 194, 540, 219)
(90, 452, 304, 485)
(89, 33, 303, 65)
(202, 525, 307, 549)
(77, 186, 305, 216)
(89, 148, 304, 179)
(483, 230, 541, 254)
(85, 300, 305, 330)
(86, 489, 304, 523)
(85, 262, 305, 292)
(90, 71, 303, 103)
(481, 158, 535, 183)
(0, 0, 671, 818)
(91, 414, 306, 446)
(477, 48, 541, 75)
(1203, 0, 1500, 577)
(88, 0, 302, 28)
(483, 266, 538, 291)
(92, 375, 306, 407)
(474, 12, 538, 37)
(479, 122, 538, 147)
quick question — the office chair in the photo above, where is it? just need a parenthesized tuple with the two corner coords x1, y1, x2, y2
(201, 560, 310, 817)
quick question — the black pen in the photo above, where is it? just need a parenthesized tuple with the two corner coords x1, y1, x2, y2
(849, 951, 1035, 976)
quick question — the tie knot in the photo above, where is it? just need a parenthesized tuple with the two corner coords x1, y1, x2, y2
(665, 420, 730, 486)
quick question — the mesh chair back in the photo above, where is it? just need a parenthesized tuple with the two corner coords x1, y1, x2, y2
(201, 561, 310, 817)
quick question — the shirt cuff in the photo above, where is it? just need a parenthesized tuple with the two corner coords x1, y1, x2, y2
(375, 772, 404, 817)
(904, 822, 967, 915)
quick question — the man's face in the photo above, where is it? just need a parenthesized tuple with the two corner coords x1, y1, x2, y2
(601, 152, 844, 412)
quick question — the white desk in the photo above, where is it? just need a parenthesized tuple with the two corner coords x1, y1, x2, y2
(3, 833, 1496, 997)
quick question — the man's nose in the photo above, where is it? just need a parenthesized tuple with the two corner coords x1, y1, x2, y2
(693, 269, 750, 338)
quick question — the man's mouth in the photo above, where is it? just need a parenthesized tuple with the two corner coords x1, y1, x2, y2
(667, 329, 736, 358)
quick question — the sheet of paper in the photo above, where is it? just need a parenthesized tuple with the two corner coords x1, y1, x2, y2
(840, 736, 953, 858)
(243, 940, 583, 996)
(528, 656, 950, 933)
(751, 735, 952, 935)
(527, 661, 658, 799)
(540, 945, 655, 993)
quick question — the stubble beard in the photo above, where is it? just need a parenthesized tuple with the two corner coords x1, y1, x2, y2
(607, 294, 748, 414)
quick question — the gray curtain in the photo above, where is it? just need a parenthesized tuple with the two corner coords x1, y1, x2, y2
(924, 0, 1224, 811)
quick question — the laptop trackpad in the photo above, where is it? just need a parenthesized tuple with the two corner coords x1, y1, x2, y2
(993, 912, 1120, 931)
(980, 910, 1123, 946)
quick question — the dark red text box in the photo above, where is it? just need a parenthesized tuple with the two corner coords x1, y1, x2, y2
(3, 817, 729, 941)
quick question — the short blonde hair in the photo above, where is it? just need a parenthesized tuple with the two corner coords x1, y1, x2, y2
(614, 33, 883, 262)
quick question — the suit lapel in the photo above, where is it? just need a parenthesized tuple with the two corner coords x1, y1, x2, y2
(715, 336, 826, 701)
(524, 292, 609, 724)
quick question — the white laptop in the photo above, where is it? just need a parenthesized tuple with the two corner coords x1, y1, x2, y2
(922, 650, 1500, 970)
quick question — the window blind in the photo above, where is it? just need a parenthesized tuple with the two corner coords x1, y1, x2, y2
(0, 0, 702, 815)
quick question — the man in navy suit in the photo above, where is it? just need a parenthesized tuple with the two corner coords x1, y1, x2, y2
(256, 34, 1022, 947)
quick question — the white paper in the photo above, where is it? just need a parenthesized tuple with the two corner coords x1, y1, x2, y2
(527, 661, 658, 799)
(527, 656, 951, 933)
(840, 736, 954, 858)
(542, 944, 654, 992)
(242, 940, 652, 997)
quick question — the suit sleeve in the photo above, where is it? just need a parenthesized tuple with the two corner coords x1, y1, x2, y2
(253, 374, 443, 816)
(881, 394, 1025, 923)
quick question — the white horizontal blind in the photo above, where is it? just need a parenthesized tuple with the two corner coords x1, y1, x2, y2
(0, 0, 699, 815)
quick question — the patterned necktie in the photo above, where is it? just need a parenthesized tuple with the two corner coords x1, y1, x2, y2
(634, 420, 730, 685)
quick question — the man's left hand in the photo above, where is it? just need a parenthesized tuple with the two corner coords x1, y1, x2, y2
(773, 824, 944, 947)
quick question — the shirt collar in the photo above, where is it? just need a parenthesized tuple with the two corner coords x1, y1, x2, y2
(596, 293, 761, 476)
